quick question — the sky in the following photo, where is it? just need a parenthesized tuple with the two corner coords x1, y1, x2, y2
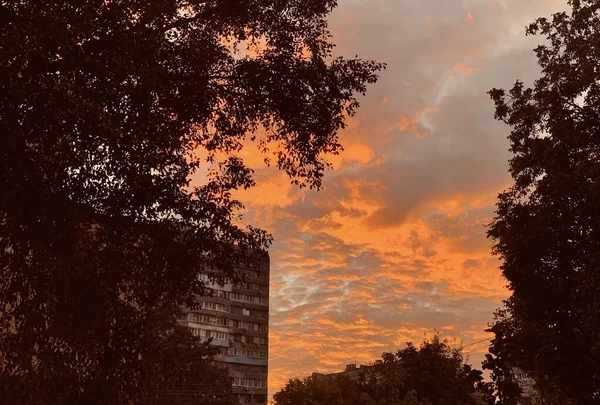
(233, 0, 567, 397)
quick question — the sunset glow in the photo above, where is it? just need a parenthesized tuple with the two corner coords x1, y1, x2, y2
(229, 0, 567, 397)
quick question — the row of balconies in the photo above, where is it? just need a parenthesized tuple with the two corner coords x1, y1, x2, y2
(231, 386, 268, 393)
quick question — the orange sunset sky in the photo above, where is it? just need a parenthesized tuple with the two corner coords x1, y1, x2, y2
(231, 0, 566, 397)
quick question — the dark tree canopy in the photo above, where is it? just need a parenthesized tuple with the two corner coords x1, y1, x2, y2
(273, 336, 493, 405)
(273, 376, 352, 405)
(485, 1, 600, 403)
(0, 0, 383, 403)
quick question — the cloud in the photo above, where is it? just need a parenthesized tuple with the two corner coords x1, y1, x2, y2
(193, 0, 571, 397)
(452, 61, 474, 75)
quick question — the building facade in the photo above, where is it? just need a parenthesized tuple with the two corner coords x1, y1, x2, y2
(312, 363, 373, 382)
(178, 255, 270, 405)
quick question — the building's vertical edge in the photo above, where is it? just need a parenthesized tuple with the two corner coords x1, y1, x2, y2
(265, 251, 270, 402)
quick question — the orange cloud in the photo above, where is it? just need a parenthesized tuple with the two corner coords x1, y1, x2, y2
(283, 316, 302, 325)
(396, 108, 439, 139)
(329, 140, 375, 168)
(452, 61, 474, 75)
(235, 172, 296, 208)
(206, 0, 565, 398)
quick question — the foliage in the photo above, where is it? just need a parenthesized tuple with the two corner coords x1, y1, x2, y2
(482, 312, 526, 405)
(485, 0, 600, 403)
(0, 0, 383, 403)
(369, 336, 492, 405)
(273, 336, 494, 405)
(273, 376, 345, 405)
(1, 309, 237, 405)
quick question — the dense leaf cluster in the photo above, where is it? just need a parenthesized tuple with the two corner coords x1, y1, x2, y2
(0, 1, 383, 403)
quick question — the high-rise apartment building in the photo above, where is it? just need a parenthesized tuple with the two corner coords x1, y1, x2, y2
(177, 255, 270, 405)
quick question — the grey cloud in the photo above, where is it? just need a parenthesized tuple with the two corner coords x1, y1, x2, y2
(313, 0, 565, 230)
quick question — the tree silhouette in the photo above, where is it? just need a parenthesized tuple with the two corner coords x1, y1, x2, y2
(274, 336, 493, 405)
(369, 336, 491, 405)
(0, 1, 384, 403)
(485, 1, 600, 403)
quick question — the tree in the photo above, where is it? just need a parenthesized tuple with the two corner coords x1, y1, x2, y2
(131, 323, 237, 405)
(273, 336, 493, 405)
(485, 0, 600, 403)
(482, 313, 527, 405)
(371, 336, 491, 405)
(0, 307, 237, 405)
(0, 1, 384, 403)
(273, 376, 345, 405)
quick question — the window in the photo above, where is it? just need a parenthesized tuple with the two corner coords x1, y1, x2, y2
(243, 270, 258, 279)
(231, 293, 268, 306)
(208, 331, 228, 340)
(242, 308, 250, 316)
(201, 302, 230, 313)
(189, 314, 228, 325)
(230, 364, 267, 374)
(253, 337, 267, 345)
(228, 347, 240, 355)
(240, 282, 268, 294)
(246, 350, 266, 358)
(249, 309, 268, 319)
(198, 273, 233, 291)
(234, 320, 260, 330)
(190, 328, 206, 337)
(189, 328, 229, 341)
(253, 395, 267, 403)
(215, 290, 230, 299)
(233, 378, 266, 388)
